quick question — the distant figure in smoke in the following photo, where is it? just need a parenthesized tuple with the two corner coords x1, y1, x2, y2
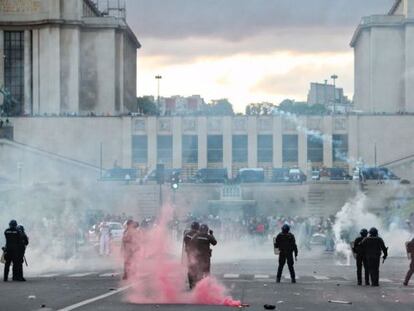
(274, 224, 298, 283)
(183, 221, 200, 289)
(361, 227, 388, 287)
(122, 220, 140, 280)
(352, 228, 369, 286)
(403, 238, 414, 286)
(3, 220, 28, 281)
(99, 222, 111, 256)
(192, 224, 217, 286)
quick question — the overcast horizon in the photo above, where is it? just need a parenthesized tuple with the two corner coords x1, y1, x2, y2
(126, 0, 394, 112)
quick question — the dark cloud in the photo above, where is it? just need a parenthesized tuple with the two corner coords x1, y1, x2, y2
(127, 0, 394, 41)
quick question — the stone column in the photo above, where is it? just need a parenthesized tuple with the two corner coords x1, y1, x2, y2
(0, 30, 4, 106)
(24, 30, 32, 115)
(121, 117, 132, 168)
(298, 117, 308, 172)
(273, 116, 283, 168)
(147, 117, 157, 170)
(198, 117, 207, 169)
(323, 116, 333, 168)
(223, 116, 232, 177)
(348, 115, 359, 173)
(405, 25, 414, 112)
(172, 117, 182, 168)
(31, 29, 40, 114)
(248, 117, 258, 168)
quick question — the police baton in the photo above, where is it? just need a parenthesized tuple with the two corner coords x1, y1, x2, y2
(23, 256, 28, 267)
(382, 247, 389, 264)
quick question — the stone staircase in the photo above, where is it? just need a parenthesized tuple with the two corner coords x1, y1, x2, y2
(136, 186, 160, 217)
(307, 187, 325, 216)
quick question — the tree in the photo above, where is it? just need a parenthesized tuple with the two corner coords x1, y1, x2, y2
(245, 102, 275, 115)
(206, 99, 234, 116)
(276, 99, 327, 115)
(136, 96, 159, 115)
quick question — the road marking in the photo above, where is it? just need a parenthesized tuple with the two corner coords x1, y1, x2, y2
(223, 274, 240, 279)
(57, 285, 130, 311)
(313, 275, 330, 280)
(38, 274, 60, 278)
(99, 272, 120, 277)
(68, 272, 95, 277)
(379, 278, 393, 283)
(254, 274, 270, 279)
(284, 275, 299, 279)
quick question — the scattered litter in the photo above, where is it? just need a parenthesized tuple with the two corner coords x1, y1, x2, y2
(395, 300, 400, 303)
(28, 295, 36, 299)
(41, 305, 46, 308)
(328, 300, 352, 305)
(277, 301, 284, 304)
(381, 295, 386, 298)
(294, 293, 301, 296)
(264, 304, 276, 310)
(263, 284, 268, 287)
(108, 288, 116, 291)
(336, 284, 340, 286)
(241, 303, 250, 308)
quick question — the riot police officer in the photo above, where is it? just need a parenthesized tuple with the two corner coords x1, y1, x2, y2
(361, 227, 388, 287)
(192, 224, 217, 285)
(3, 220, 26, 282)
(274, 224, 298, 283)
(352, 228, 369, 286)
(403, 238, 414, 286)
(183, 221, 200, 289)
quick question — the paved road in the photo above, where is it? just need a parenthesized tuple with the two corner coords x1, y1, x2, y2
(0, 256, 413, 311)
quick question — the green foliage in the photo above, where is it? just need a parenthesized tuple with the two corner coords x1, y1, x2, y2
(204, 99, 234, 116)
(135, 96, 159, 115)
(277, 99, 328, 115)
(245, 102, 275, 115)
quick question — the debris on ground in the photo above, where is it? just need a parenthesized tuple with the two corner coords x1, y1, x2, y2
(328, 300, 352, 305)
(264, 304, 276, 310)
(28, 295, 36, 299)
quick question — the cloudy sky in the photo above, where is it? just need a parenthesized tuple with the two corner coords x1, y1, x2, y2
(126, 0, 394, 112)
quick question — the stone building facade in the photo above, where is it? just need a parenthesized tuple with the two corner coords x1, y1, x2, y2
(351, 0, 414, 113)
(0, 0, 140, 116)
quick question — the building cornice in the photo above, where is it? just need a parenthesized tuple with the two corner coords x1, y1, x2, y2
(350, 15, 409, 47)
(0, 18, 141, 48)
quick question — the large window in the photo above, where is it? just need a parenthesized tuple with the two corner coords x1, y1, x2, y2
(282, 135, 298, 163)
(307, 134, 323, 163)
(333, 134, 348, 162)
(258, 135, 273, 163)
(4, 31, 24, 116)
(207, 135, 223, 163)
(182, 135, 198, 164)
(232, 135, 248, 163)
(132, 135, 147, 163)
(157, 135, 173, 164)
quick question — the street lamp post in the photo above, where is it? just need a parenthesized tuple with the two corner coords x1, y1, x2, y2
(155, 75, 162, 115)
(331, 74, 338, 114)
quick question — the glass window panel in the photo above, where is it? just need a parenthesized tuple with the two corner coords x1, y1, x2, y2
(132, 135, 147, 163)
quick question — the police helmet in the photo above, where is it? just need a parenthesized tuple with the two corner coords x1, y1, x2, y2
(125, 219, 134, 227)
(282, 224, 290, 233)
(17, 225, 25, 232)
(200, 224, 209, 233)
(360, 228, 368, 237)
(369, 227, 378, 237)
(191, 221, 200, 231)
(9, 220, 17, 228)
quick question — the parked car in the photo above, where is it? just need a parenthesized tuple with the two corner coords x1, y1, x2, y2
(288, 168, 307, 183)
(237, 168, 265, 183)
(272, 168, 290, 183)
(102, 168, 139, 181)
(143, 168, 182, 183)
(311, 170, 320, 181)
(360, 167, 399, 181)
(329, 167, 351, 180)
(192, 168, 228, 183)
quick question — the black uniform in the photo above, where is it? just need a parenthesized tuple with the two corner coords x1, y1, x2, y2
(353, 236, 369, 285)
(275, 232, 298, 282)
(4, 227, 27, 281)
(361, 236, 388, 286)
(404, 239, 414, 286)
(183, 229, 199, 289)
(192, 232, 217, 283)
